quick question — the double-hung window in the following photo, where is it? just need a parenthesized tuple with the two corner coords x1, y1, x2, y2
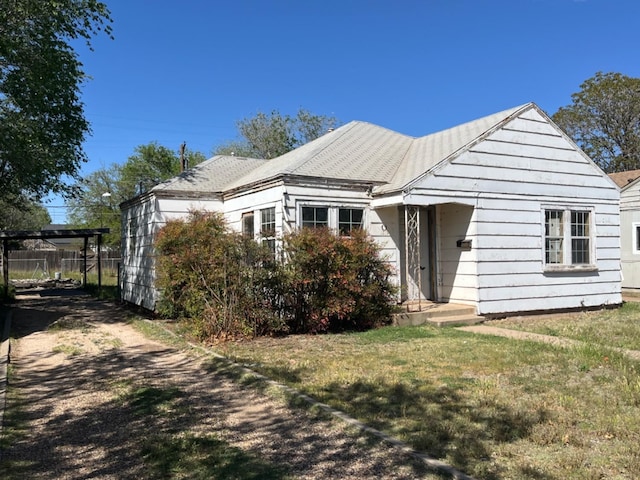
(544, 208, 594, 270)
(261, 207, 276, 254)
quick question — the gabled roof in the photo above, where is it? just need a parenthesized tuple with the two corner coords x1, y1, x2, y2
(148, 102, 542, 199)
(151, 155, 268, 194)
(378, 104, 530, 193)
(608, 169, 640, 189)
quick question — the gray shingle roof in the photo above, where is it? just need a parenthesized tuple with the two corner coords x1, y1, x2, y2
(152, 155, 268, 194)
(222, 121, 414, 191)
(153, 103, 533, 198)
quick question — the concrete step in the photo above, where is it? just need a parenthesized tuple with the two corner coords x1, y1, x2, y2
(392, 303, 483, 327)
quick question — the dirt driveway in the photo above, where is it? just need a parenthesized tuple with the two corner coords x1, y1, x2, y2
(0, 288, 459, 480)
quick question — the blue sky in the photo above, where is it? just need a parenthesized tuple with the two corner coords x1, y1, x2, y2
(46, 0, 640, 222)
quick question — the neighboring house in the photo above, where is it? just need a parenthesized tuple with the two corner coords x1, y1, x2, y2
(611, 170, 640, 289)
(121, 103, 622, 315)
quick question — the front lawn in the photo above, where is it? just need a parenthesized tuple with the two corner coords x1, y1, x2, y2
(210, 310, 640, 480)
(486, 301, 640, 351)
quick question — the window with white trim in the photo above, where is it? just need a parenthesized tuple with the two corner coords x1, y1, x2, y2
(544, 208, 593, 268)
(338, 208, 363, 236)
(260, 207, 276, 254)
(301, 206, 328, 229)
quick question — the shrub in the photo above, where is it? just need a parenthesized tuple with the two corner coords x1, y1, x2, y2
(155, 211, 397, 340)
(155, 211, 286, 340)
(281, 228, 397, 333)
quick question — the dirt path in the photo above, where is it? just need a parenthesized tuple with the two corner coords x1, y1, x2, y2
(0, 289, 452, 480)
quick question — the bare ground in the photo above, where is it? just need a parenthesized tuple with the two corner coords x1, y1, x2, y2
(0, 288, 455, 479)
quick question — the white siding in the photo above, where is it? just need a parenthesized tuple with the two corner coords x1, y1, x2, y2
(120, 195, 221, 310)
(620, 181, 640, 288)
(408, 109, 621, 315)
(437, 203, 477, 305)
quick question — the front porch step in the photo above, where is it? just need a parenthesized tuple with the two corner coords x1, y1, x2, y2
(392, 303, 484, 327)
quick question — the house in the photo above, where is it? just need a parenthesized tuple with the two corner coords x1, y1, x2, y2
(120, 103, 622, 315)
(611, 170, 640, 289)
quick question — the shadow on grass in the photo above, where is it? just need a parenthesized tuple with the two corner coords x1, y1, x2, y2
(205, 351, 556, 480)
(312, 378, 553, 480)
(2, 293, 452, 480)
(143, 433, 292, 480)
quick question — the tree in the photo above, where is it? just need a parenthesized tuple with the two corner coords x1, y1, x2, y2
(67, 165, 121, 247)
(0, 0, 112, 202)
(552, 72, 640, 173)
(215, 108, 339, 159)
(0, 195, 51, 230)
(118, 142, 205, 198)
(67, 142, 206, 248)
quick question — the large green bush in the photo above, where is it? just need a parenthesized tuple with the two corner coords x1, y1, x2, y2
(155, 211, 397, 340)
(155, 211, 285, 339)
(281, 228, 397, 333)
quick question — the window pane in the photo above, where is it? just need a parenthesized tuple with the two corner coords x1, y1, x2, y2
(571, 211, 589, 237)
(302, 207, 314, 222)
(316, 208, 328, 223)
(545, 210, 563, 264)
(636, 226, 640, 251)
(242, 213, 254, 237)
(571, 239, 590, 264)
(545, 238, 563, 264)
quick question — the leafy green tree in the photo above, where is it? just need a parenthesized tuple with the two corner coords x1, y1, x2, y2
(215, 108, 339, 159)
(67, 165, 121, 247)
(0, 196, 51, 230)
(0, 0, 112, 201)
(67, 143, 206, 248)
(118, 142, 205, 197)
(552, 72, 640, 173)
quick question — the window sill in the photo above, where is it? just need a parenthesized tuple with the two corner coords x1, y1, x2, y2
(544, 264, 599, 274)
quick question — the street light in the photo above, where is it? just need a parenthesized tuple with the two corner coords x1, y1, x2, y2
(100, 192, 111, 228)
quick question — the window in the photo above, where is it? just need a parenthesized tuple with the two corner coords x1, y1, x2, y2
(242, 212, 254, 237)
(127, 217, 137, 260)
(545, 210, 563, 264)
(301, 206, 328, 229)
(261, 207, 276, 254)
(570, 211, 590, 264)
(338, 208, 363, 236)
(544, 208, 593, 269)
(633, 223, 640, 254)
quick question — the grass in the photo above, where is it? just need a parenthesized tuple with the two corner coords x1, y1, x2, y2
(206, 316, 640, 480)
(114, 381, 293, 479)
(142, 433, 293, 479)
(485, 301, 640, 350)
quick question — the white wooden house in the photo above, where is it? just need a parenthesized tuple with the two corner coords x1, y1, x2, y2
(120, 103, 622, 315)
(611, 169, 640, 289)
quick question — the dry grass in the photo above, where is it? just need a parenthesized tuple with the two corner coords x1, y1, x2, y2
(486, 301, 640, 350)
(212, 314, 640, 480)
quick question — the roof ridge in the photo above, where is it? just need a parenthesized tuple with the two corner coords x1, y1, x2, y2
(281, 121, 361, 175)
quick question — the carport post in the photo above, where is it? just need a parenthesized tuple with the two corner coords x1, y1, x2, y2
(97, 233, 102, 294)
(83, 236, 88, 287)
(2, 239, 8, 297)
